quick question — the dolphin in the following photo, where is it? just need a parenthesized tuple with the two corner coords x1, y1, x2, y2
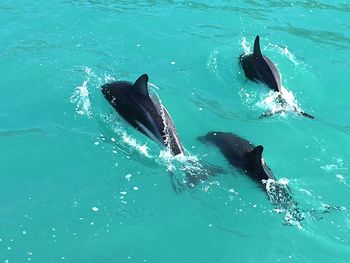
(199, 131, 303, 224)
(239, 36, 315, 119)
(101, 74, 184, 156)
(198, 131, 274, 183)
(240, 36, 282, 93)
(240, 36, 282, 92)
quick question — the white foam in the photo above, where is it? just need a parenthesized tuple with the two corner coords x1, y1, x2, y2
(125, 174, 132, 181)
(336, 174, 345, 181)
(101, 112, 153, 158)
(70, 79, 92, 118)
(269, 44, 299, 66)
(104, 74, 116, 83)
(264, 178, 303, 228)
(121, 132, 150, 158)
(321, 158, 347, 172)
(207, 49, 219, 74)
(256, 85, 304, 116)
(299, 188, 313, 196)
(241, 37, 251, 54)
(278, 178, 289, 185)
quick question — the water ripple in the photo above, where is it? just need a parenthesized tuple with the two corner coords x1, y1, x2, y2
(272, 24, 350, 48)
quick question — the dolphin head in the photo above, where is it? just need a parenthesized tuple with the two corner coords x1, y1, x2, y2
(197, 132, 226, 147)
(197, 133, 211, 144)
(101, 74, 150, 110)
(101, 81, 133, 107)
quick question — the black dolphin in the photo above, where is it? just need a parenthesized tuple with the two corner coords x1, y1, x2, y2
(239, 36, 314, 119)
(198, 131, 274, 183)
(199, 131, 303, 223)
(240, 36, 282, 92)
(101, 74, 184, 155)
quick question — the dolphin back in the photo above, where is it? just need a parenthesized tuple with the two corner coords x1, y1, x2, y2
(261, 55, 282, 92)
(240, 36, 281, 92)
(149, 91, 184, 155)
(253, 36, 281, 92)
(102, 74, 184, 156)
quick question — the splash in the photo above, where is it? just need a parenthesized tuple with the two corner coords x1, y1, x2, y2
(70, 67, 99, 118)
(83, 66, 97, 79)
(269, 44, 299, 66)
(120, 132, 151, 158)
(264, 178, 304, 229)
(207, 49, 219, 75)
(158, 148, 215, 192)
(99, 112, 152, 158)
(103, 73, 116, 83)
(256, 90, 284, 115)
(158, 148, 200, 166)
(321, 157, 347, 172)
(70, 78, 92, 118)
(320, 157, 349, 187)
(241, 37, 251, 54)
(71, 65, 119, 119)
(256, 85, 305, 117)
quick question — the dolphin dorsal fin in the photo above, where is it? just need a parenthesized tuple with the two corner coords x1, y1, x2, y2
(253, 36, 262, 57)
(133, 74, 149, 96)
(250, 145, 264, 163)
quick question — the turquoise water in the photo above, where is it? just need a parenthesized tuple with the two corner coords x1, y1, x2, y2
(1, 1, 350, 262)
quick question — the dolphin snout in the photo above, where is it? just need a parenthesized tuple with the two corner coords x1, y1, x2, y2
(197, 135, 206, 144)
(101, 84, 109, 96)
(197, 133, 215, 144)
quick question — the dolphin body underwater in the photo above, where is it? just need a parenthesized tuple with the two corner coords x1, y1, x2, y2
(101, 74, 184, 156)
(239, 36, 315, 119)
(199, 131, 274, 183)
(199, 131, 303, 223)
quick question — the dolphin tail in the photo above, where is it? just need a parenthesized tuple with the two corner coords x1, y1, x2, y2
(280, 93, 315, 119)
(184, 160, 226, 187)
(260, 109, 315, 120)
(292, 104, 315, 119)
(304, 204, 346, 221)
(260, 94, 315, 120)
(168, 170, 186, 194)
(197, 135, 207, 144)
(299, 111, 315, 120)
(260, 110, 284, 118)
(201, 161, 227, 177)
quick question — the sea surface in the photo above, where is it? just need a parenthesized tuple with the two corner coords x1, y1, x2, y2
(1, 1, 350, 262)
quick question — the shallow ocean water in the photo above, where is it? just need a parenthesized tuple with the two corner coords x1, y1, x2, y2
(1, 1, 350, 262)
